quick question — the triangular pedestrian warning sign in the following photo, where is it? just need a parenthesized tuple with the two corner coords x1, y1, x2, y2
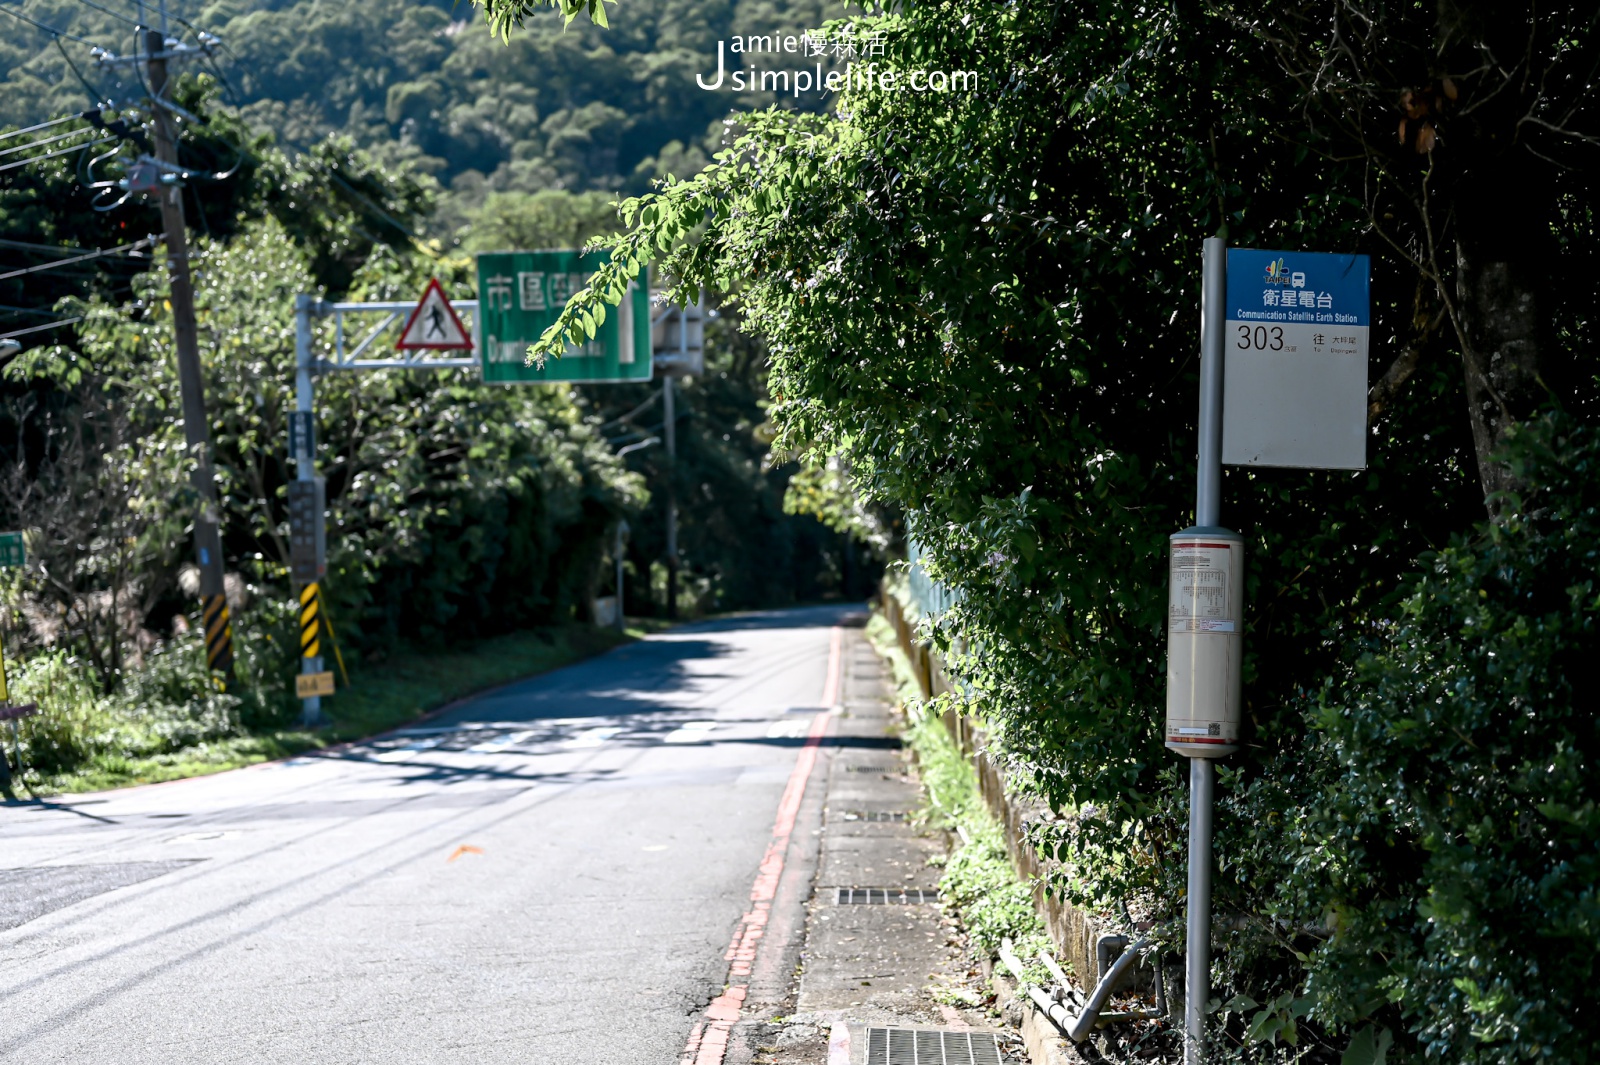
(396, 278, 472, 351)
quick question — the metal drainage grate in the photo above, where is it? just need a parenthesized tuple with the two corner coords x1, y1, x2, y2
(841, 810, 909, 823)
(864, 1027, 1002, 1065)
(834, 887, 939, 905)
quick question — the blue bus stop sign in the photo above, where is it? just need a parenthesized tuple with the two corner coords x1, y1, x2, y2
(1221, 249, 1371, 470)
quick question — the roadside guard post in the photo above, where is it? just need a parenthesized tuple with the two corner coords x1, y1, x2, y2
(1173, 240, 1369, 1065)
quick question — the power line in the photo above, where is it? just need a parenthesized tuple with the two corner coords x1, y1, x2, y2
(0, 316, 85, 340)
(63, 0, 147, 30)
(0, 237, 100, 256)
(0, 237, 155, 282)
(0, 303, 68, 318)
(0, 136, 116, 174)
(0, 124, 100, 160)
(0, 236, 152, 260)
(0, 5, 100, 46)
(0, 111, 95, 145)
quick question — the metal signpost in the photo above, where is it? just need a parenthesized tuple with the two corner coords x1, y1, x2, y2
(476, 251, 652, 385)
(1172, 239, 1370, 1064)
(651, 298, 703, 617)
(291, 283, 480, 726)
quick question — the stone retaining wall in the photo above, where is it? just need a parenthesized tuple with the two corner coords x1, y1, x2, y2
(880, 587, 1113, 988)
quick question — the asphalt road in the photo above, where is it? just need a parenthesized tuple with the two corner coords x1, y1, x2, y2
(0, 605, 852, 1064)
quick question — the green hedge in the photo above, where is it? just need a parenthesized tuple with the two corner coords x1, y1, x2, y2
(1303, 415, 1600, 1061)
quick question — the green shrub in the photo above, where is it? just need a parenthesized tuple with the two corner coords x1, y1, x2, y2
(903, 705, 1051, 965)
(7, 650, 113, 772)
(1305, 414, 1600, 1062)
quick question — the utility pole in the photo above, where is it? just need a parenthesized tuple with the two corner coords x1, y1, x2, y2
(146, 20, 233, 680)
(663, 376, 678, 619)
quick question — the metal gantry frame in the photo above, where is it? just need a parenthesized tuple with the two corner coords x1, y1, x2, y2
(291, 296, 483, 725)
(290, 290, 704, 723)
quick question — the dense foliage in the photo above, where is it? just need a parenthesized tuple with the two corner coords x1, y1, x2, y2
(1308, 414, 1600, 1061)
(523, 0, 1597, 1060)
(3, 217, 643, 685)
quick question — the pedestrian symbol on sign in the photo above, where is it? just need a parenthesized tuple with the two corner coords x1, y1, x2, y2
(396, 278, 473, 351)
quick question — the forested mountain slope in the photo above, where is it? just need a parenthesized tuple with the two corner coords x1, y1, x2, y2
(0, 0, 832, 213)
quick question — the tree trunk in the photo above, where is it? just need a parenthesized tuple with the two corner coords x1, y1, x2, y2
(1453, 248, 1546, 506)
(1438, 0, 1557, 512)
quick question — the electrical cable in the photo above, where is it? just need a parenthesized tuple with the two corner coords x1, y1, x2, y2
(54, 37, 111, 104)
(0, 136, 115, 174)
(62, 0, 146, 30)
(0, 125, 100, 159)
(0, 302, 70, 317)
(0, 237, 103, 256)
(0, 317, 85, 340)
(0, 112, 93, 144)
(0, 237, 154, 282)
(0, 5, 100, 45)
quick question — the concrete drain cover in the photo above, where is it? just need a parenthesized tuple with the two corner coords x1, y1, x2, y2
(864, 1026, 1002, 1065)
(834, 887, 939, 905)
(841, 810, 908, 823)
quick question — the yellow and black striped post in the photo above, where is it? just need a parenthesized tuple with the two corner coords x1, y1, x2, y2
(298, 581, 326, 726)
(202, 594, 235, 685)
(299, 582, 322, 661)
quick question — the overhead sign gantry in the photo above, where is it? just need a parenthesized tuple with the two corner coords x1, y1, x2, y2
(290, 267, 706, 723)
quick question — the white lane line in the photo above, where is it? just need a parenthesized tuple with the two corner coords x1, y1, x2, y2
(466, 730, 536, 753)
(765, 719, 811, 739)
(391, 721, 557, 737)
(374, 737, 443, 763)
(663, 720, 718, 744)
(566, 726, 623, 748)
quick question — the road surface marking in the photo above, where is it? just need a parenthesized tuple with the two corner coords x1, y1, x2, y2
(165, 831, 240, 844)
(375, 737, 442, 763)
(567, 726, 623, 748)
(466, 730, 534, 753)
(765, 719, 811, 738)
(664, 721, 718, 744)
(446, 845, 484, 863)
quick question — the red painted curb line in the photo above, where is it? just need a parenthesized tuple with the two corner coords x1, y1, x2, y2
(679, 625, 842, 1065)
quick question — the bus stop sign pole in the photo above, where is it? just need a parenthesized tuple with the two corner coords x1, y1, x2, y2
(1184, 235, 1228, 1064)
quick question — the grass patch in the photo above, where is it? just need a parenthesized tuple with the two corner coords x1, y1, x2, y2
(14, 622, 637, 796)
(864, 602, 1052, 977)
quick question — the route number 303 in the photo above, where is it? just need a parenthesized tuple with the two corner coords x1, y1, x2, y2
(1236, 324, 1285, 351)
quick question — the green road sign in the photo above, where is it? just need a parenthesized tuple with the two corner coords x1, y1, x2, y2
(0, 531, 23, 569)
(476, 251, 652, 385)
